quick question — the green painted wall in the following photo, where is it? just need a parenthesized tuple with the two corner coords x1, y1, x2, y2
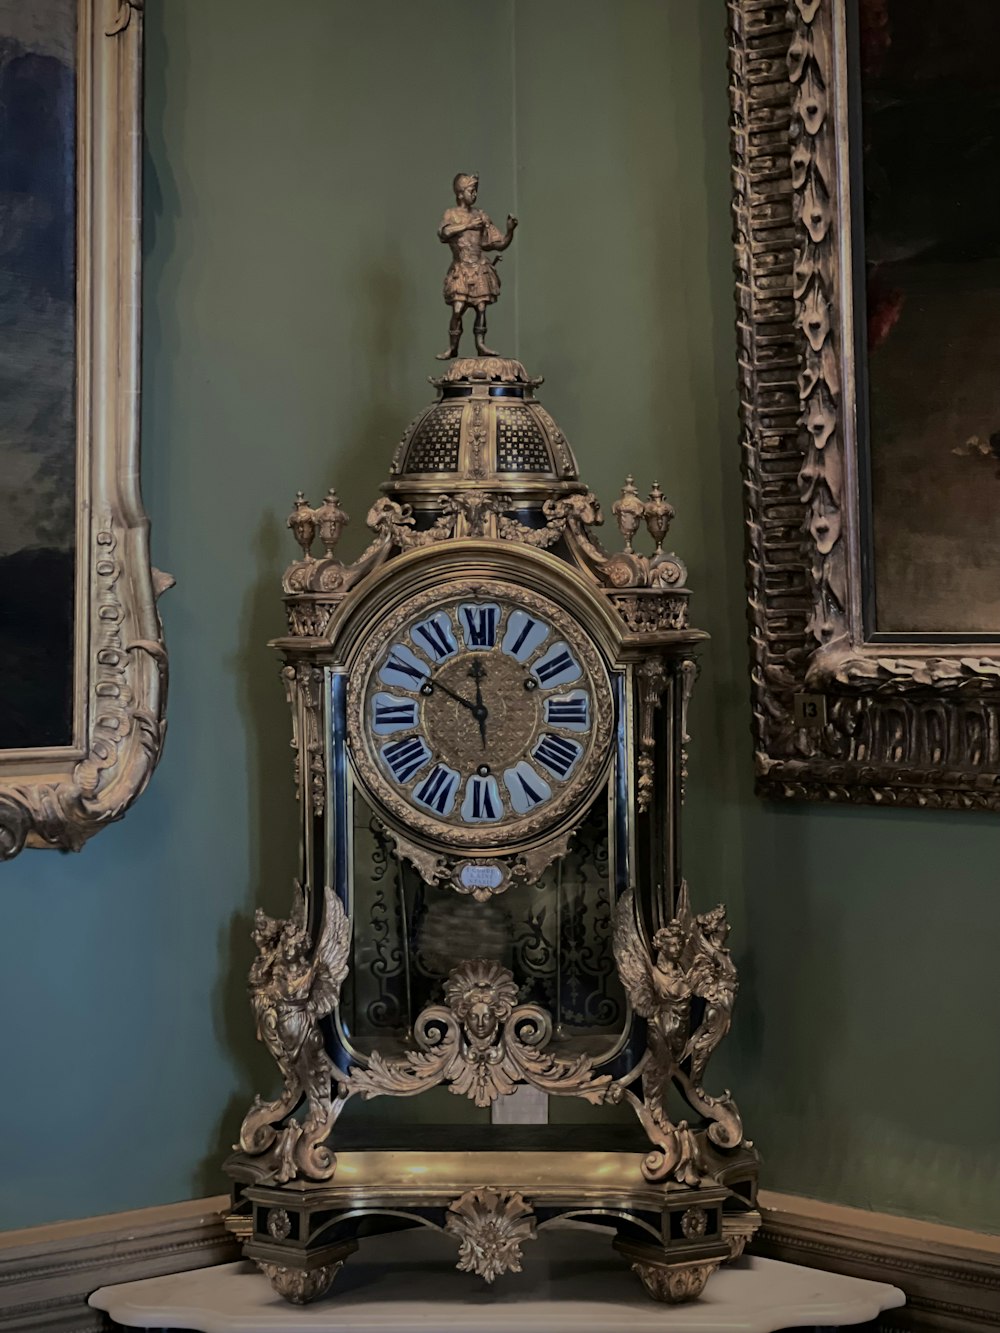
(1, 0, 997, 1233)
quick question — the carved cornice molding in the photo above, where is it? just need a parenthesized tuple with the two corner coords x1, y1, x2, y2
(754, 1191, 1000, 1331)
(0, 1196, 236, 1333)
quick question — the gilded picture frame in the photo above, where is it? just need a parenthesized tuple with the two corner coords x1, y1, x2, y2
(0, 0, 169, 859)
(729, 0, 1000, 810)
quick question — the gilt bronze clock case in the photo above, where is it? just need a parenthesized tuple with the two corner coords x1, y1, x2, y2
(226, 356, 759, 1307)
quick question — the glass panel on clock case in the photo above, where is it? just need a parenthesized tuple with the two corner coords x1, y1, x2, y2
(338, 784, 628, 1081)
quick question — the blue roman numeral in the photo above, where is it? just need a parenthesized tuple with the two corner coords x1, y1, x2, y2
(414, 764, 459, 815)
(534, 649, 575, 684)
(411, 615, 456, 662)
(470, 778, 497, 819)
(510, 769, 545, 806)
(510, 617, 538, 656)
(533, 733, 582, 779)
(460, 604, 499, 649)
(374, 700, 418, 727)
(383, 651, 428, 685)
(381, 737, 430, 783)
(545, 696, 589, 727)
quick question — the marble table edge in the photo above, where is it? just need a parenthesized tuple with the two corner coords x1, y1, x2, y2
(89, 1257, 907, 1333)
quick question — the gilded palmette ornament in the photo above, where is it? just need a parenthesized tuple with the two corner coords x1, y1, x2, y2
(238, 884, 350, 1182)
(445, 1189, 537, 1282)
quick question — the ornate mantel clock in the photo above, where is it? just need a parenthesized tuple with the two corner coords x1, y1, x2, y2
(226, 178, 759, 1307)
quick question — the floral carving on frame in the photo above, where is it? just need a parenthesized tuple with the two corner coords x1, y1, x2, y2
(729, 0, 1000, 809)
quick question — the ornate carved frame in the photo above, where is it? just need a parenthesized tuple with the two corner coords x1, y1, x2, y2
(0, 0, 170, 859)
(729, 0, 1000, 810)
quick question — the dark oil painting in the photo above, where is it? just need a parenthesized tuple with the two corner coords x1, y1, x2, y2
(858, 0, 1000, 634)
(0, 0, 76, 749)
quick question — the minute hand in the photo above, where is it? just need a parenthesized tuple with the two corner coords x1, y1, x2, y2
(431, 678, 483, 714)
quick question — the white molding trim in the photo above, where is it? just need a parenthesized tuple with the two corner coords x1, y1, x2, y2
(1, 1189, 997, 1331)
(755, 1190, 1000, 1331)
(0, 1195, 236, 1332)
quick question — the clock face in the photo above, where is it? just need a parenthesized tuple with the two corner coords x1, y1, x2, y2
(346, 580, 614, 848)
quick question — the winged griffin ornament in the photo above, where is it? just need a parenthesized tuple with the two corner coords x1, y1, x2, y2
(612, 886, 744, 1186)
(238, 883, 350, 1183)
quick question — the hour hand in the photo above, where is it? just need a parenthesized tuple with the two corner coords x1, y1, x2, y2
(470, 661, 488, 748)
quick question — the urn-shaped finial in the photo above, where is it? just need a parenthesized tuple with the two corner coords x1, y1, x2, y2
(287, 492, 317, 560)
(612, 475, 646, 553)
(314, 488, 349, 559)
(643, 482, 675, 554)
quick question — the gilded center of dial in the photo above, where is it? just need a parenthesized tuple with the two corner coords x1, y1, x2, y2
(422, 650, 540, 774)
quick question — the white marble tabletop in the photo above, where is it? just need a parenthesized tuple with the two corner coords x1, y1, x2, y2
(91, 1228, 905, 1332)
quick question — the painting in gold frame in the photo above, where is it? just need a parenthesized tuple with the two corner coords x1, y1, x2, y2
(0, 0, 169, 859)
(729, 0, 1000, 809)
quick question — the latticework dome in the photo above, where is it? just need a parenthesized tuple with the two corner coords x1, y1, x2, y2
(383, 357, 584, 510)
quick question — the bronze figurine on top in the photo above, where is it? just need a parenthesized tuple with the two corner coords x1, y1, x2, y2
(437, 172, 518, 359)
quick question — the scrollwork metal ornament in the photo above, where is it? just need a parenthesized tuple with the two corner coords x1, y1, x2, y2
(730, 0, 1000, 808)
(238, 883, 350, 1183)
(611, 887, 744, 1187)
(348, 958, 611, 1109)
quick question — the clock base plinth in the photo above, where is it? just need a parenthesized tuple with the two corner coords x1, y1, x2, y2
(228, 1139, 755, 1308)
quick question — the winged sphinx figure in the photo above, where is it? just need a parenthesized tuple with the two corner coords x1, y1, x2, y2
(238, 882, 350, 1183)
(612, 886, 743, 1186)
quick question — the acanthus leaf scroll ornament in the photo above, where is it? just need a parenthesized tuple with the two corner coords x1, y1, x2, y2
(257, 1258, 352, 1305)
(445, 1189, 537, 1283)
(238, 883, 351, 1183)
(498, 484, 690, 601)
(611, 888, 743, 1186)
(444, 489, 512, 538)
(629, 1257, 721, 1305)
(347, 959, 611, 1109)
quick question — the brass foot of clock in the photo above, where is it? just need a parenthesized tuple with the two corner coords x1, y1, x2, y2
(617, 1247, 723, 1305)
(256, 1247, 356, 1305)
(225, 178, 759, 1308)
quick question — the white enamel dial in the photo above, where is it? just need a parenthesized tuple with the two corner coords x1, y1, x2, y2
(347, 582, 614, 848)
